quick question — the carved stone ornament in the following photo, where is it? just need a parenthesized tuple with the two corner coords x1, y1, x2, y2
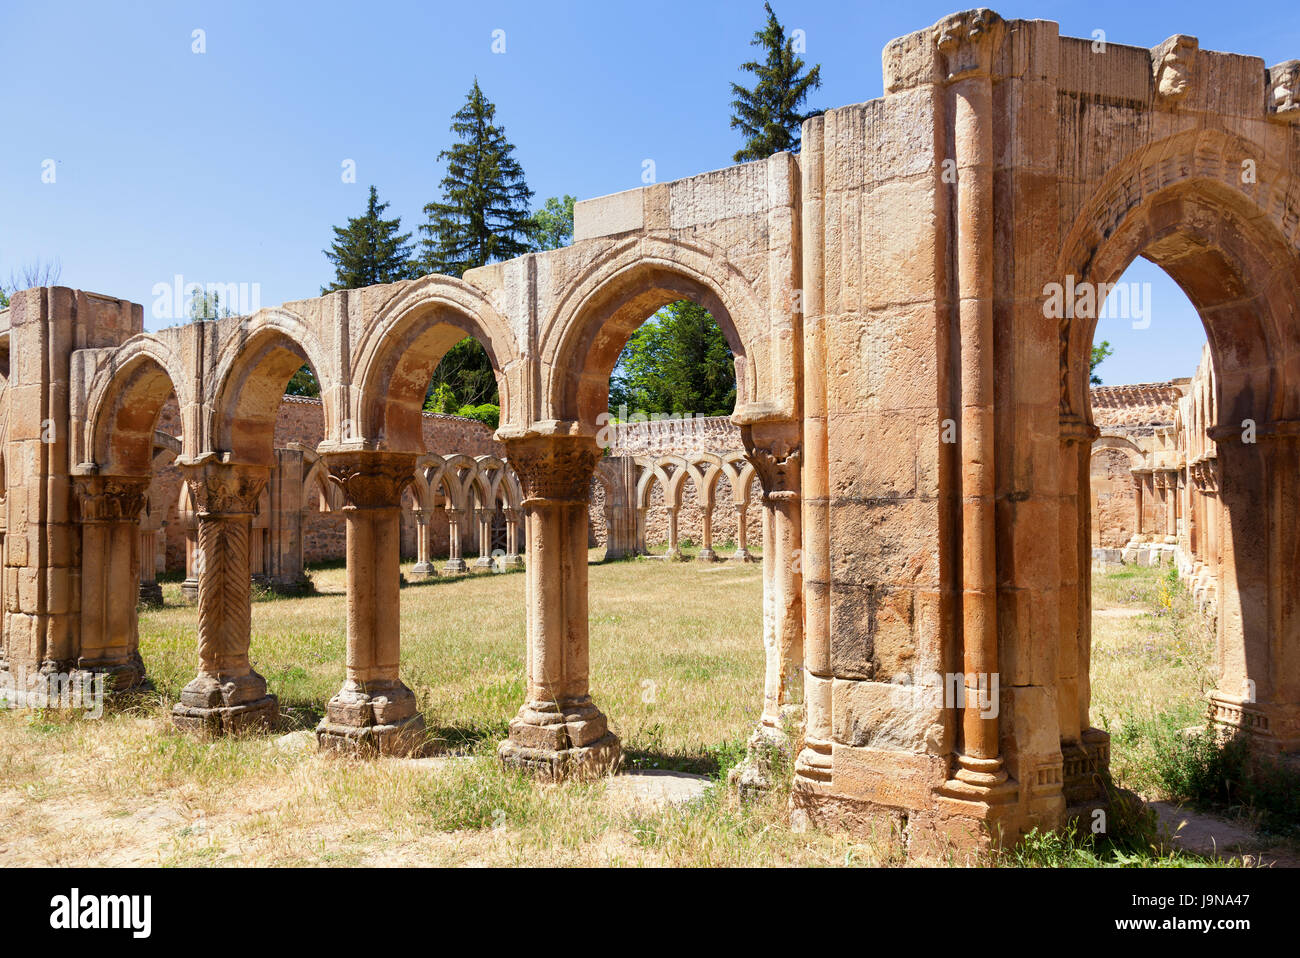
(505, 436, 601, 504)
(933, 8, 1002, 81)
(180, 460, 269, 516)
(75, 475, 150, 522)
(324, 451, 418, 510)
(1267, 60, 1300, 120)
(741, 426, 802, 501)
(1152, 35, 1198, 103)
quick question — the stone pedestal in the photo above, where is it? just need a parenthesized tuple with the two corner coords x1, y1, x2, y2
(171, 457, 278, 734)
(498, 434, 621, 780)
(315, 450, 427, 757)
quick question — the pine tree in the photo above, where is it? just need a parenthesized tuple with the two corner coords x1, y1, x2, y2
(729, 2, 822, 162)
(420, 80, 534, 275)
(322, 185, 416, 293)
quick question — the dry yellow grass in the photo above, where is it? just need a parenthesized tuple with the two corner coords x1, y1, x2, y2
(0, 559, 1216, 866)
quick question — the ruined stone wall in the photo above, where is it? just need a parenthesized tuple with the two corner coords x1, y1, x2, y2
(1087, 381, 1187, 552)
(582, 418, 762, 553)
(1090, 446, 1137, 548)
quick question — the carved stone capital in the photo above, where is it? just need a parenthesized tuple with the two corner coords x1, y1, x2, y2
(741, 422, 802, 502)
(322, 450, 417, 510)
(1268, 60, 1300, 121)
(933, 8, 1002, 81)
(1059, 415, 1100, 446)
(1152, 34, 1198, 104)
(74, 475, 150, 523)
(179, 458, 269, 516)
(504, 436, 601, 505)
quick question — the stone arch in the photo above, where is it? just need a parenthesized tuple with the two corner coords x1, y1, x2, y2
(1091, 433, 1145, 469)
(351, 276, 521, 452)
(83, 335, 190, 474)
(720, 451, 758, 507)
(1058, 133, 1300, 426)
(302, 456, 341, 513)
(541, 237, 766, 428)
(1059, 137, 1300, 749)
(209, 312, 333, 467)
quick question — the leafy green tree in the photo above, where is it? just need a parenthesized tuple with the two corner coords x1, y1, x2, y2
(0, 289, 8, 309)
(423, 337, 499, 425)
(730, 2, 822, 162)
(420, 80, 534, 276)
(322, 185, 416, 293)
(1091, 340, 1114, 386)
(609, 301, 736, 417)
(531, 195, 576, 251)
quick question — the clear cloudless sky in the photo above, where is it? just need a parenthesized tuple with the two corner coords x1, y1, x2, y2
(2, 1, 1295, 383)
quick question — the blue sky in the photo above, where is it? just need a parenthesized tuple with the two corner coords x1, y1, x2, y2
(2, 0, 1294, 383)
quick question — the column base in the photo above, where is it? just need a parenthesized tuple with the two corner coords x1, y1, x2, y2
(442, 558, 468, 575)
(180, 578, 199, 604)
(501, 554, 525, 570)
(138, 582, 164, 607)
(794, 737, 833, 785)
(473, 556, 495, 570)
(410, 561, 436, 579)
(74, 652, 147, 693)
(1061, 727, 1111, 805)
(172, 671, 278, 735)
(498, 698, 622, 780)
(731, 549, 757, 563)
(315, 679, 428, 757)
(1208, 692, 1300, 752)
(696, 548, 718, 563)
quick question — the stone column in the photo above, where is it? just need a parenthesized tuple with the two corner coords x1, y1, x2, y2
(732, 503, 755, 562)
(1207, 423, 1300, 750)
(316, 450, 426, 756)
(474, 507, 495, 569)
(180, 503, 199, 604)
(635, 506, 648, 555)
(1164, 470, 1178, 543)
(742, 423, 803, 731)
(498, 434, 621, 779)
(74, 475, 150, 690)
(1133, 473, 1144, 539)
(664, 506, 682, 560)
(138, 524, 163, 607)
(697, 504, 717, 562)
(410, 508, 436, 578)
(502, 508, 525, 569)
(940, 22, 1009, 797)
(172, 457, 278, 734)
(443, 508, 467, 574)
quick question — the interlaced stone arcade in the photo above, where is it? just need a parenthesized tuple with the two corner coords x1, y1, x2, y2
(1, 9, 1297, 852)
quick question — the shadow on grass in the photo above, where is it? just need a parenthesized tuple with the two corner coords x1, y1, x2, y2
(621, 738, 749, 779)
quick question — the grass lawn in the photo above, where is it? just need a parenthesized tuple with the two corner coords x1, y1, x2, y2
(0, 557, 1266, 866)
